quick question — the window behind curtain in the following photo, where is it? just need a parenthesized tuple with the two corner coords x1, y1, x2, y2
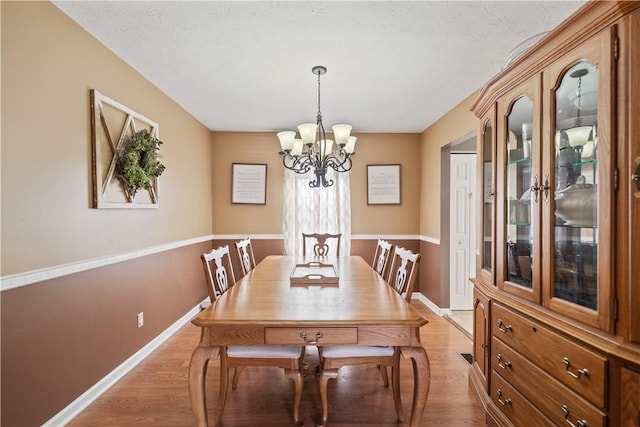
(282, 169, 351, 255)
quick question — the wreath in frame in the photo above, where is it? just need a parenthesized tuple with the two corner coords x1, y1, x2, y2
(115, 129, 166, 198)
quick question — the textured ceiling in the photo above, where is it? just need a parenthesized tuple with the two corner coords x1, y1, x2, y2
(53, 1, 586, 133)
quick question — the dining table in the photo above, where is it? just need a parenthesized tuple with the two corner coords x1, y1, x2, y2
(188, 255, 431, 426)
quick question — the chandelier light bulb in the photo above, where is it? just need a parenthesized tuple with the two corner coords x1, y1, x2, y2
(298, 123, 317, 145)
(277, 131, 296, 151)
(345, 136, 357, 154)
(332, 124, 352, 146)
(292, 139, 304, 156)
(318, 139, 334, 156)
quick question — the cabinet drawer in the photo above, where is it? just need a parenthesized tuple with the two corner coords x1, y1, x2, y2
(492, 303, 607, 408)
(265, 327, 357, 345)
(491, 371, 554, 427)
(492, 337, 606, 427)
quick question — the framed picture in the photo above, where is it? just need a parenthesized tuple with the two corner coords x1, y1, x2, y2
(231, 163, 267, 204)
(367, 164, 401, 205)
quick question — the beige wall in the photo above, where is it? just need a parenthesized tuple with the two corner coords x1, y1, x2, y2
(1, 1, 213, 276)
(419, 92, 479, 239)
(211, 132, 422, 235)
(1, 3, 215, 425)
(1, 2, 482, 424)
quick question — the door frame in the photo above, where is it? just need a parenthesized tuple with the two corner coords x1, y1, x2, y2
(449, 152, 477, 310)
(440, 131, 476, 312)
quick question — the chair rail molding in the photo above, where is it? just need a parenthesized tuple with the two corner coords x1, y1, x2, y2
(1, 235, 215, 292)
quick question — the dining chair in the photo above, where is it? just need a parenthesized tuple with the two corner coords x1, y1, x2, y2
(234, 237, 257, 276)
(372, 238, 393, 278)
(302, 232, 342, 257)
(316, 246, 421, 426)
(200, 246, 305, 426)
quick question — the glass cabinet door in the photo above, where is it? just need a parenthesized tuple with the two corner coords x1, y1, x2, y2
(552, 62, 598, 309)
(506, 96, 534, 288)
(479, 109, 496, 284)
(498, 77, 541, 302)
(543, 29, 613, 331)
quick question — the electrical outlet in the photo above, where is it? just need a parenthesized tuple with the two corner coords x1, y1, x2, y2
(137, 312, 144, 328)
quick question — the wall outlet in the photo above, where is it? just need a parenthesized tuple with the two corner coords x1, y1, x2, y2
(137, 312, 144, 328)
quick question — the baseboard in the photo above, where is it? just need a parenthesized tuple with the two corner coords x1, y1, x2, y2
(44, 293, 443, 425)
(42, 299, 207, 427)
(412, 293, 449, 316)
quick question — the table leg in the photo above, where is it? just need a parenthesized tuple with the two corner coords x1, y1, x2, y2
(189, 345, 221, 427)
(400, 346, 431, 427)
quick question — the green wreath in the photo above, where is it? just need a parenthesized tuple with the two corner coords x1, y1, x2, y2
(116, 129, 166, 197)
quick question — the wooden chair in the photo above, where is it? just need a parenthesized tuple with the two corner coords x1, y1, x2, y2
(302, 232, 342, 257)
(234, 237, 256, 276)
(317, 246, 421, 426)
(372, 238, 393, 278)
(200, 246, 305, 426)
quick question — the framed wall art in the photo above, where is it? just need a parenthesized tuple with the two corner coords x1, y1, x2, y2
(231, 163, 267, 204)
(91, 89, 163, 209)
(367, 164, 401, 205)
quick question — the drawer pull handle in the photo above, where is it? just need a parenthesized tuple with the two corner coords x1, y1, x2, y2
(497, 354, 512, 369)
(496, 389, 512, 406)
(562, 404, 588, 427)
(563, 357, 590, 379)
(497, 319, 513, 334)
(300, 331, 323, 345)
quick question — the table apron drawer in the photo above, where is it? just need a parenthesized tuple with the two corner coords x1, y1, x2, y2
(265, 327, 358, 345)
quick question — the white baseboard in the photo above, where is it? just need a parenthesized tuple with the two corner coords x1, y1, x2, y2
(42, 299, 207, 427)
(43, 292, 442, 426)
(412, 293, 449, 316)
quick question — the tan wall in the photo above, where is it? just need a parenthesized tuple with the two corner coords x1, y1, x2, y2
(1, 1, 213, 276)
(1, 2, 482, 424)
(1, 3, 214, 425)
(211, 132, 422, 235)
(419, 92, 479, 239)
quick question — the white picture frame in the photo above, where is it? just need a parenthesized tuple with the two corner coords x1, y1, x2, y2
(367, 164, 401, 205)
(231, 163, 267, 204)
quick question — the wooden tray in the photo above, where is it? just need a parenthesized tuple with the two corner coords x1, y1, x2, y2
(290, 262, 339, 286)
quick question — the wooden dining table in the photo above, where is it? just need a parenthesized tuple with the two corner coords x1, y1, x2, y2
(189, 255, 431, 426)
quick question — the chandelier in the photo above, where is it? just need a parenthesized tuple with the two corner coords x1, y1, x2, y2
(277, 65, 357, 188)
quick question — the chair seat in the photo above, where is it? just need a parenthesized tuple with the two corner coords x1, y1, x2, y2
(227, 345, 303, 358)
(321, 345, 394, 358)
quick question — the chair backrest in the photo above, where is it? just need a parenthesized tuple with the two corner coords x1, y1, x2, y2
(201, 245, 236, 302)
(302, 233, 342, 257)
(386, 246, 421, 302)
(235, 237, 256, 276)
(372, 239, 393, 278)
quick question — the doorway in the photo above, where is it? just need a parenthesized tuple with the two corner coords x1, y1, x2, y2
(449, 153, 477, 310)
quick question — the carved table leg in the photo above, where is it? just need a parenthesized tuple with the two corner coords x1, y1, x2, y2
(189, 344, 221, 427)
(400, 345, 431, 427)
(391, 348, 406, 422)
(317, 368, 338, 427)
(284, 368, 304, 426)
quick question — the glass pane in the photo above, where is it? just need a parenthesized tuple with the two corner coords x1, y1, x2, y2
(482, 120, 493, 272)
(506, 96, 533, 288)
(553, 61, 598, 310)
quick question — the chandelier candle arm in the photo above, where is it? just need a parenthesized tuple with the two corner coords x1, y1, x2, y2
(276, 65, 357, 188)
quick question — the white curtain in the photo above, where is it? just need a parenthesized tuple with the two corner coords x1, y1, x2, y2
(282, 168, 351, 256)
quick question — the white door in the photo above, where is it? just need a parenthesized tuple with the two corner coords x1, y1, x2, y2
(450, 153, 477, 310)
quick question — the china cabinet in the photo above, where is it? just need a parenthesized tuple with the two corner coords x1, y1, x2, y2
(470, 2, 640, 426)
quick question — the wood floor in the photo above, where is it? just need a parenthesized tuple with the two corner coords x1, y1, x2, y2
(68, 301, 486, 426)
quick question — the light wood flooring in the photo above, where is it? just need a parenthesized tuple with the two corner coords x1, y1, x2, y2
(68, 301, 486, 426)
